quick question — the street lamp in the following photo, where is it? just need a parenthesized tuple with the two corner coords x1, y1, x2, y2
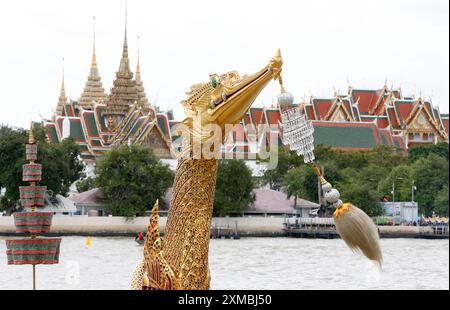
(411, 180, 417, 202)
(391, 177, 403, 225)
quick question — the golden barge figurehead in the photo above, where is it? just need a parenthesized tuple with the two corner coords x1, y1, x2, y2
(131, 50, 284, 290)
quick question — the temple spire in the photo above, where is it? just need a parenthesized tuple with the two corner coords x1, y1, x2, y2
(104, 0, 138, 127)
(55, 59, 67, 116)
(91, 16, 97, 70)
(118, 0, 131, 75)
(78, 17, 107, 110)
(135, 36, 150, 114)
(125, 0, 128, 43)
(136, 36, 141, 80)
(61, 58, 65, 93)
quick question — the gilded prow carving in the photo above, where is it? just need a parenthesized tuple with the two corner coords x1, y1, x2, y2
(131, 50, 283, 290)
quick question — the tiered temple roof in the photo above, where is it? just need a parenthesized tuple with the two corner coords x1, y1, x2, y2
(104, 20, 138, 128)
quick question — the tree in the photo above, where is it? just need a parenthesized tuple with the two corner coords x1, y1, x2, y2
(340, 183, 382, 217)
(411, 154, 449, 216)
(283, 166, 307, 208)
(95, 145, 174, 217)
(76, 177, 96, 193)
(260, 147, 303, 190)
(378, 165, 414, 203)
(408, 142, 449, 163)
(0, 125, 83, 211)
(434, 184, 449, 216)
(214, 159, 255, 216)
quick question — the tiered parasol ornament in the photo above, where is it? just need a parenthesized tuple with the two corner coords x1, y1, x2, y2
(276, 77, 383, 267)
(5, 124, 62, 290)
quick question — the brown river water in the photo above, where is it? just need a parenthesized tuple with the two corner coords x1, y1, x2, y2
(0, 237, 448, 290)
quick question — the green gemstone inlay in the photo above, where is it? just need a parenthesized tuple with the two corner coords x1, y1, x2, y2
(211, 77, 218, 89)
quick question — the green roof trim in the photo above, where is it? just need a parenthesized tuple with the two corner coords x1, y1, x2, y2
(48, 126, 59, 144)
(91, 139, 102, 147)
(70, 121, 85, 141)
(313, 125, 377, 149)
(379, 132, 389, 146)
(157, 117, 167, 135)
(130, 118, 145, 135)
(85, 113, 99, 136)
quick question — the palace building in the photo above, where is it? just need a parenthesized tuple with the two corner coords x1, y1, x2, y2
(42, 17, 449, 163)
(44, 15, 173, 162)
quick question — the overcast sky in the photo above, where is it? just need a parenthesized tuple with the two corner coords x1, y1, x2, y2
(0, 0, 448, 128)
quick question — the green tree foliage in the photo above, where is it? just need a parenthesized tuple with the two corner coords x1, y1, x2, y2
(340, 184, 382, 217)
(434, 184, 449, 216)
(378, 165, 414, 202)
(283, 166, 308, 208)
(214, 159, 255, 216)
(95, 145, 174, 217)
(263, 143, 447, 217)
(76, 177, 96, 193)
(0, 125, 83, 211)
(259, 147, 302, 190)
(410, 154, 449, 216)
(408, 143, 449, 163)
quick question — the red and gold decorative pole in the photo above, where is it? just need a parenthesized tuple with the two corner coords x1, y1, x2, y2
(5, 124, 62, 290)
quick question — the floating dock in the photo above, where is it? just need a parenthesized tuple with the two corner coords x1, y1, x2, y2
(283, 217, 449, 239)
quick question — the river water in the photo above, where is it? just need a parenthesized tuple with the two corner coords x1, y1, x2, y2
(0, 237, 448, 290)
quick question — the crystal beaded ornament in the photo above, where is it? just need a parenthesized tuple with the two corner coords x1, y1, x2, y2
(277, 90, 315, 163)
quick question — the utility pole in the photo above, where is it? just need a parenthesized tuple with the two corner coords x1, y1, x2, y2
(411, 180, 416, 202)
(317, 166, 322, 205)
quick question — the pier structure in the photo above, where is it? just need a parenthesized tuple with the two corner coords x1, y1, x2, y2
(283, 217, 338, 239)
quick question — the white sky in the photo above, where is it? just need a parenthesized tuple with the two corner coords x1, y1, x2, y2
(0, 0, 448, 128)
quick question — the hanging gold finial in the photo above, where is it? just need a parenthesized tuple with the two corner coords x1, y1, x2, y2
(28, 122, 35, 144)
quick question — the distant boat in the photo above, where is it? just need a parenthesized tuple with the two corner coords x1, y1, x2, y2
(135, 238, 145, 246)
(135, 232, 146, 246)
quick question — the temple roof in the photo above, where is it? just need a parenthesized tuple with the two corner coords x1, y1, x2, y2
(312, 121, 384, 150)
(311, 98, 334, 120)
(105, 14, 138, 118)
(350, 88, 384, 115)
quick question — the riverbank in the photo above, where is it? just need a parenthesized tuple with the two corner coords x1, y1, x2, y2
(0, 215, 447, 238)
(0, 216, 284, 237)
